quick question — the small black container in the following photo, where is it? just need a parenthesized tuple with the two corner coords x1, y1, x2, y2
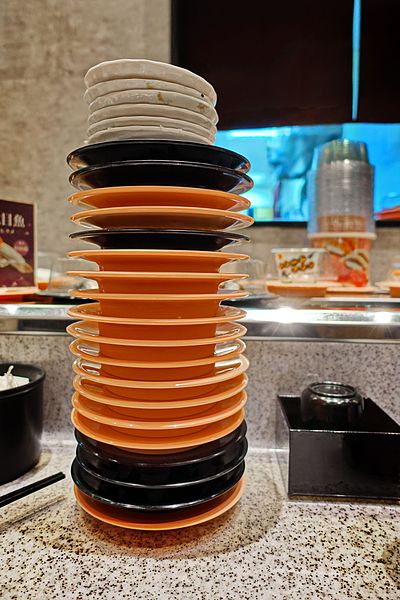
(276, 387, 400, 500)
(0, 363, 45, 485)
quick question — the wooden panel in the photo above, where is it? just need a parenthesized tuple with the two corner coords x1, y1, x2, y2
(172, 0, 353, 128)
(358, 0, 400, 122)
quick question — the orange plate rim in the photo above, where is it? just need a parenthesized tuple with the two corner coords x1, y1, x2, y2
(73, 476, 245, 530)
(72, 354, 250, 389)
(71, 390, 247, 430)
(67, 303, 246, 325)
(73, 373, 248, 409)
(71, 408, 245, 451)
(69, 338, 246, 368)
(66, 320, 247, 346)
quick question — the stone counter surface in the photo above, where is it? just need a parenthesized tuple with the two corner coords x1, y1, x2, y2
(1, 443, 399, 600)
(1, 334, 399, 598)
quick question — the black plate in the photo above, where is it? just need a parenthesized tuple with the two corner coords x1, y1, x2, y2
(34, 292, 92, 305)
(71, 458, 245, 511)
(77, 436, 248, 487)
(75, 421, 247, 480)
(69, 161, 253, 194)
(69, 228, 249, 251)
(67, 140, 250, 173)
(222, 293, 277, 308)
(76, 438, 247, 489)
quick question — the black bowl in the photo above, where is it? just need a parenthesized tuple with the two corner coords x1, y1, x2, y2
(77, 436, 248, 487)
(0, 363, 45, 484)
(69, 228, 249, 251)
(74, 421, 246, 481)
(67, 140, 250, 173)
(71, 457, 245, 511)
(69, 161, 253, 194)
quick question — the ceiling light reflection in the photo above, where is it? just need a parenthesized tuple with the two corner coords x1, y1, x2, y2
(373, 312, 392, 324)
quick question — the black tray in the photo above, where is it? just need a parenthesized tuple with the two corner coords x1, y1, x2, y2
(69, 228, 249, 251)
(71, 457, 245, 511)
(67, 140, 250, 173)
(276, 394, 400, 500)
(69, 161, 253, 195)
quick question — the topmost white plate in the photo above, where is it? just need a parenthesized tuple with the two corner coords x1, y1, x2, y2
(84, 59, 217, 106)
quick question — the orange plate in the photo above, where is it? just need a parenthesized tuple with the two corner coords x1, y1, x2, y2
(68, 302, 245, 325)
(68, 186, 251, 212)
(68, 249, 248, 273)
(66, 320, 247, 361)
(71, 408, 245, 451)
(67, 303, 246, 341)
(73, 353, 249, 390)
(69, 337, 245, 367)
(327, 285, 379, 294)
(266, 280, 329, 298)
(70, 205, 254, 231)
(388, 282, 400, 298)
(74, 477, 244, 530)
(71, 390, 247, 430)
(0, 287, 37, 300)
(71, 288, 247, 318)
(73, 373, 248, 411)
(73, 354, 249, 389)
(67, 270, 247, 294)
(69, 338, 245, 380)
(73, 355, 249, 401)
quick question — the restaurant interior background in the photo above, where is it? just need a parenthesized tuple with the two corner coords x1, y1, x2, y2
(0, 0, 398, 281)
(1, 3, 400, 595)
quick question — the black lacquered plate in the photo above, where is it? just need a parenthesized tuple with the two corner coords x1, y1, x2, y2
(67, 140, 250, 173)
(69, 161, 253, 194)
(71, 457, 245, 511)
(74, 422, 246, 477)
(76, 435, 248, 487)
(69, 228, 249, 251)
(76, 438, 247, 489)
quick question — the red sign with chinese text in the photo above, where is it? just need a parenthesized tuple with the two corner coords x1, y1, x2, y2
(0, 199, 35, 288)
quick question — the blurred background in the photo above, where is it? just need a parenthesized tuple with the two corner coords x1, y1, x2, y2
(1, 0, 399, 281)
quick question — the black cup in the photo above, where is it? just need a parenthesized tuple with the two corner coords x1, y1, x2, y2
(300, 381, 364, 428)
(0, 363, 45, 484)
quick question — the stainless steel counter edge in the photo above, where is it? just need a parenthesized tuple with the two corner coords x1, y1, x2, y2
(0, 304, 399, 340)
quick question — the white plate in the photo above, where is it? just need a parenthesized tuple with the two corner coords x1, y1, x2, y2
(87, 126, 213, 145)
(84, 59, 217, 105)
(87, 116, 216, 140)
(84, 78, 210, 105)
(88, 90, 218, 124)
(88, 103, 216, 129)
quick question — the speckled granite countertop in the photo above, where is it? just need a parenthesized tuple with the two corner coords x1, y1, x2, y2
(1, 442, 399, 600)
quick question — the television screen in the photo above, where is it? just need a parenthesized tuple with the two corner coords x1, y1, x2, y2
(216, 123, 400, 222)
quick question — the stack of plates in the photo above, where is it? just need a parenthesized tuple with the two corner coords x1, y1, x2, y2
(66, 60, 253, 531)
(84, 59, 218, 145)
